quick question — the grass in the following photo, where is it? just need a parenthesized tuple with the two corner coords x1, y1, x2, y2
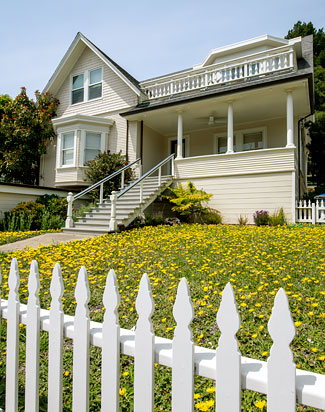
(0, 230, 60, 246)
(0, 224, 324, 411)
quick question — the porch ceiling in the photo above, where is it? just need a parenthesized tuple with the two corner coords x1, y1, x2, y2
(127, 79, 310, 136)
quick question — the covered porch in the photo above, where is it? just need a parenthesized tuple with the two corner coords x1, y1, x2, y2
(124, 78, 310, 223)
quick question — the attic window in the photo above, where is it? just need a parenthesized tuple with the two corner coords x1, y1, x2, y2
(71, 68, 103, 105)
(72, 74, 84, 104)
(89, 68, 102, 100)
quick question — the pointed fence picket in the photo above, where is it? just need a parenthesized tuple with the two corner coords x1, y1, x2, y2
(296, 199, 325, 224)
(25, 260, 40, 412)
(0, 258, 324, 412)
(48, 263, 64, 412)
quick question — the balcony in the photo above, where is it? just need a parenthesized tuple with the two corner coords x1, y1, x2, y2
(140, 46, 296, 100)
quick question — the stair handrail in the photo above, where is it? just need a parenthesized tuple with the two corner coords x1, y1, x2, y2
(109, 153, 175, 231)
(65, 157, 141, 229)
(117, 153, 175, 200)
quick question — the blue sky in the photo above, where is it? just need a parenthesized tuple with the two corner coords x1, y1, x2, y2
(1, 0, 324, 98)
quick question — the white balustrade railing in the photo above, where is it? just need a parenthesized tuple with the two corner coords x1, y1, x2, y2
(296, 199, 325, 224)
(1, 258, 324, 411)
(140, 46, 296, 100)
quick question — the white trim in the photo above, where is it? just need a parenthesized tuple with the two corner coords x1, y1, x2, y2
(214, 126, 267, 154)
(44, 32, 141, 97)
(53, 114, 114, 129)
(168, 135, 190, 158)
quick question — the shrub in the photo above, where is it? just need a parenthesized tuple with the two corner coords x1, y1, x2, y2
(269, 208, 287, 226)
(253, 210, 270, 226)
(0, 195, 67, 231)
(238, 215, 248, 226)
(164, 182, 221, 224)
(84, 151, 134, 201)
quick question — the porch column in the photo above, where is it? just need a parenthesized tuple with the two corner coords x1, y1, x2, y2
(227, 102, 234, 154)
(177, 111, 183, 159)
(286, 91, 295, 148)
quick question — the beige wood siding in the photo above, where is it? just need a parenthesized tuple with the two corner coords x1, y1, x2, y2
(175, 147, 295, 179)
(55, 47, 138, 118)
(40, 136, 57, 187)
(175, 172, 293, 224)
(0, 185, 69, 214)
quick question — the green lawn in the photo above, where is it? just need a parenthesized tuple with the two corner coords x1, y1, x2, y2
(0, 224, 324, 411)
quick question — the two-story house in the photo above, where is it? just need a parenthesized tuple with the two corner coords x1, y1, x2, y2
(41, 32, 313, 229)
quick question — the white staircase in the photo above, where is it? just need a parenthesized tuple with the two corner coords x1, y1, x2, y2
(64, 175, 173, 235)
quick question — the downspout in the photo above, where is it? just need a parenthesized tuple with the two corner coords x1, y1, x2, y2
(140, 120, 143, 162)
(125, 120, 129, 162)
(297, 112, 313, 199)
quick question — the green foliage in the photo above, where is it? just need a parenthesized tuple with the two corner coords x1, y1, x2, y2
(73, 202, 96, 221)
(84, 151, 134, 200)
(253, 209, 286, 226)
(0, 88, 59, 185)
(253, 210, 270, 226)
(165, 182, 221, 224)
(0, 195, 67, 231)
(238, 215, 248, 226)
(306, 113, 325, 186)
(268, 208, 287, 226)
(0, 94, 12, 118)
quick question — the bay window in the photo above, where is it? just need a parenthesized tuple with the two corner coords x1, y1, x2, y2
(61, 132, 75, 166)
(84, 132, 102, 163)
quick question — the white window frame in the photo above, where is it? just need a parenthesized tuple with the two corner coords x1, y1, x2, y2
(57, 130, 77, 168)
(70, 66, 103, 105)
(80, 129, 106, 166)
(214, 126, 267, 154)
(168, 135, 190, 157)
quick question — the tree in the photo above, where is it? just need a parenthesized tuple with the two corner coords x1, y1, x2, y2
(306, 113, 325, 186)
(84, 151, 134, 200)
(286, 21, 325, 188)
(0, 88, 59, 185)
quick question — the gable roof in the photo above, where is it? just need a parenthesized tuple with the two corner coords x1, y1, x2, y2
(43, 32, 142, 96)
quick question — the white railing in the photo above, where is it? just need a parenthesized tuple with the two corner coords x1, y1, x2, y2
(140, 46, 296, 100)
(296, 199, 325, 224)
(1, 258, 324, 411)
(109, 153, 175, 231)
(65, 158, 141, 229)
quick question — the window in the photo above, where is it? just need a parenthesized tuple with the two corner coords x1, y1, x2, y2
(72, 74, 84, 104)
(243, 131, 263, 151)
(84, 132, 101, 163)
(61, 132, 75, 165)
(71, 68, 102, 104)
(216, 136, 237, 154)
(89, 68, 102, 100)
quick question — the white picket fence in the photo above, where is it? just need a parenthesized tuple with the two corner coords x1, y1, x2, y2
(0, 258, 324, 412)
(296, 199, 325, 224)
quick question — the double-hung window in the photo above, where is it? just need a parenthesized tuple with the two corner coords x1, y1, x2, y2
(84, 132, 102, 163)
(61, 132, 75, 166)
(71, 68, 102, 104)
(89, 68, 102, 100)
(72, 74, 84, 104)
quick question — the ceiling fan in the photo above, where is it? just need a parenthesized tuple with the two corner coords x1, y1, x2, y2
(195, 115, 227, 127)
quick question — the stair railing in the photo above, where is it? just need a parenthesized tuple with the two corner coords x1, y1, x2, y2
(65, 157, 141, 228)
(109, 153, 175, 231)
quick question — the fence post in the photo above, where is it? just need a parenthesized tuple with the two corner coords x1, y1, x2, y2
(109, 191, 117, 232)
(99, 183, 104, 204)
(312, 203, 316, 225)
(65, 192, 74, 229)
